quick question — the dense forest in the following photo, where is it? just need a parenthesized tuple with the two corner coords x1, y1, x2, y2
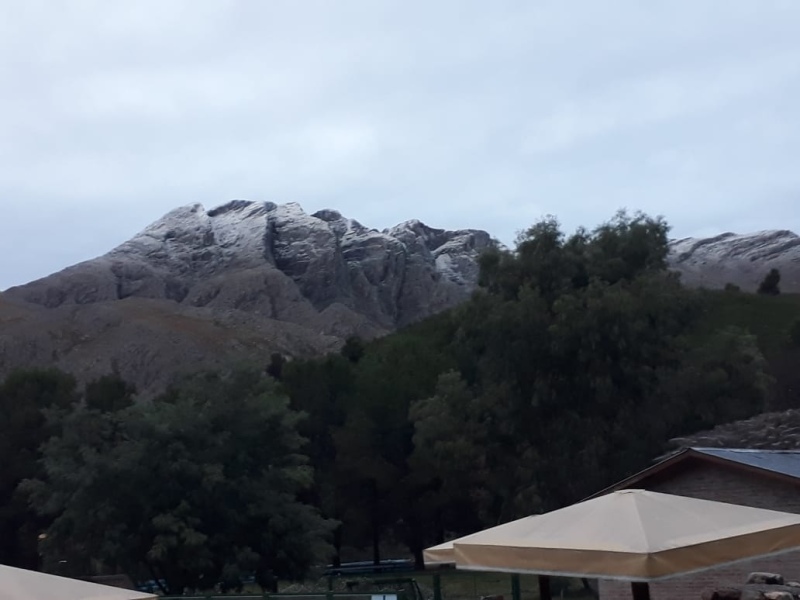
(1, 212, 798, 594)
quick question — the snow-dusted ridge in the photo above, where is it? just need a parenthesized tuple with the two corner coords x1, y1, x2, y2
(6, 199, 494, 330)
(668, 229, 800, 292)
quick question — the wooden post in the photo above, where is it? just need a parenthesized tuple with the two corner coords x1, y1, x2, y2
(538, 575, 552, 600)
(511, 573, 521, 600)
(631, 581, 651, 600)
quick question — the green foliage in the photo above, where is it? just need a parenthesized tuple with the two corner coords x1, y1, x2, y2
(336, 331, 455, 565)
(478, 211, 669, 303)
(442, 212, 701, 511)
(281, 354, 354, 564)
(664, 327, 773, 432)
(0, 369, 79, 569)
(758, 268, 781, 295)
(84, 373, 136, 412)
(266, 352, 286, 380)
(24, 368, 332, 594)
(694, 290, 800, 410)
(340, 336, 366, 363)
(409, 371, 496, 535)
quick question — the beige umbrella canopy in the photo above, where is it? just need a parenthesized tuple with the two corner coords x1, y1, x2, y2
(423, 515, 542, 566)
(448, 489, 800, 581)
(0, 564, 156, 600)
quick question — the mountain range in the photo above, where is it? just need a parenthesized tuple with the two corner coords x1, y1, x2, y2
(1, 200, 798, 396)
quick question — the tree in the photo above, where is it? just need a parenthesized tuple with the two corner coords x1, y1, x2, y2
(281, 355, 354, 566)
(758, 268, 781, 295)
(266, 352, 286, 380)
(409, 371, 494, 542)
(84, 373, 136, 413)
(410, 210, 770, 522)
(0, 369, 79, 569)
(340, 336, 366, 364)
(24, 368, 332, 594)
(664, 327, 771, 433)
(337, 332, 454, 566)
(332, 409, 400, 565)
(449, 213, 691, 508)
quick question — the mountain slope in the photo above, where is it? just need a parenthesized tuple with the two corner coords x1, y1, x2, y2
(0, 294, 341, 395)
(669, 230, 800, 293)
(0, 200, 492, 395)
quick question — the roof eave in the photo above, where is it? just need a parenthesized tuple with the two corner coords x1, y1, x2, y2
(587, 448, 800, 500)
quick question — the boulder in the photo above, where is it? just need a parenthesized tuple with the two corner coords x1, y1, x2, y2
(749, 574, 786, 586)
(702, 587, 742, 600)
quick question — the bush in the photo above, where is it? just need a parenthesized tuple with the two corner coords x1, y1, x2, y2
(758, 269, 781, 295)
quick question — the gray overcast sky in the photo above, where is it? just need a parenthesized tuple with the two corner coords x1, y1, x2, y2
(2, 1, 800, 291)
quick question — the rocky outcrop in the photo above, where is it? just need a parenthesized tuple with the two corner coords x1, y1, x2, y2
(669, 230, 800, 293)
(702, 572, 800, 600)
(667, 409, 800, 452)
(0, 200, 492, 396)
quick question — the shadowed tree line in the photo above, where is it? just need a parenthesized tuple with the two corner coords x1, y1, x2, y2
(0, 211, 782, 593)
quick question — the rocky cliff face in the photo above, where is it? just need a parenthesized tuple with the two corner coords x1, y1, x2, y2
(0, 200, 492, 395)
(6, 200, 491, 329)
(669, 230, 800, 293)
(667, 409, 800, 452)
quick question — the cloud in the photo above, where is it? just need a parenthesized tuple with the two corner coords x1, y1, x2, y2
(2, 0, 800, 290)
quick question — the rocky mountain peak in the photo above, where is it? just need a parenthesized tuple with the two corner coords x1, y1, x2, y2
(5, 200, 494, 329)
(0, 200, 494, 396)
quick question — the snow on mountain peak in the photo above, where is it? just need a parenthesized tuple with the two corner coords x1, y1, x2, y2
(668, 229, 800, 292)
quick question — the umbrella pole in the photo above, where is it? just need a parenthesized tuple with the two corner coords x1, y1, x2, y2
(538, 575, 552, 600)
(511, 573, 521, 600)
(631, 581, 651, 600)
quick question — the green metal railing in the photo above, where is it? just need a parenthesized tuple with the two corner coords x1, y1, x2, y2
(162, 592, 411, 600)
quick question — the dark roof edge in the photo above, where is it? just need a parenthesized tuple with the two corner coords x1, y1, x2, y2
(585, 448, 694, 500)
(586, 447, 800, 500)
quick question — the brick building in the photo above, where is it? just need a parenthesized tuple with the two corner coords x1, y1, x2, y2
(594, 447, 800, 600)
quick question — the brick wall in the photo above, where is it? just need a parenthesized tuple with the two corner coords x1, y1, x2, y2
(599, 461, 800, 600)
(646, 462, 800, 512)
